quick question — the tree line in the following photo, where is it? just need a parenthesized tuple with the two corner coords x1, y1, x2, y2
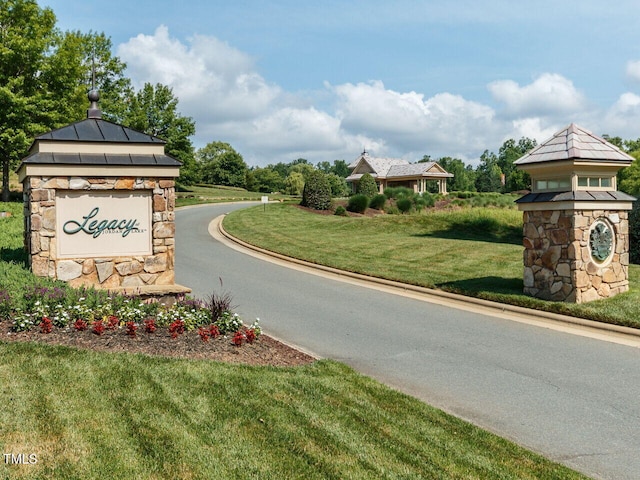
(4, 0, 640, 201)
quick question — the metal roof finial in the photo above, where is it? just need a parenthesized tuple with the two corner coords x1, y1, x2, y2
(87, 54, 102, 119)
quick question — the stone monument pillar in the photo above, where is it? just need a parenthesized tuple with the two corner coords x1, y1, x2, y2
(17, 91, 190, 302)
(515, 124, 635, 303)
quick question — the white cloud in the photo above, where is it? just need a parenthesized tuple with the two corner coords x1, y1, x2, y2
(488, 73, 586, 117)
(626, 60, 640, 83)
(333, 81, 496, 159)
(116, 26, 639, 167)
(118, 25, 280, 122)
(602, 92, 640, 138)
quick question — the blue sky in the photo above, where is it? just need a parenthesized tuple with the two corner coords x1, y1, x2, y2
(42, 0, 640, 167)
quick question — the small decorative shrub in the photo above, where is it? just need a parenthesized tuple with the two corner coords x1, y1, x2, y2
(169, 319, 185, 338)
(369, 194, 387, 210)
(73, 319, 88, 331)
(347, 194, 369, 213)
(107, 315, 119, 330)
(334, 205, 347, 216)
(245, 328, 257, 344)
(396, 198, 413, 213)
(357, 173, 378, 198)
(301, 171, 332, 210)
(40, 317, 53, 334)
(92, 320, 105, 336)
(0, 289, 11, 320)
(421, 192, 435, 208)
(232, 330, 245, 346)
(143, 318, 156, 333)
(126, 321, 137, 337)
(198, 327, 211, 342)
(215, 311, 243, 335)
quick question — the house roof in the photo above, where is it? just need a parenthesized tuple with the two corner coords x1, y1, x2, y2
(515, 123, 634, 165)
(515, 190, 636, 203)
(34, 117, 166, 145)
(348, 153, 452, 180)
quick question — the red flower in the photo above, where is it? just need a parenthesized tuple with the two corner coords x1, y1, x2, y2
(40, 317, 52, 334)
(198, 327, 210, 342)
(92, 320, 105, 336)
(107, 315, 119, 330)
(73, 319, 88, 331)
(125, 321, 137, 337)
(232, 330, 245, 346)
(245, 328, 256, 344)
(169, 319, 185, 338)
(143, 318, 156, 334)
(209, 324, 220, 338)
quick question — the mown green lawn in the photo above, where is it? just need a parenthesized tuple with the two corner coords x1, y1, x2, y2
(223, 203, 640, 328)
(0, 342, 587, 480)
(176, 184, 295, 207)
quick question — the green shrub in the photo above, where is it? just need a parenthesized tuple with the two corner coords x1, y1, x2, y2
(421, 192, 435, 208)
(357, 173, 378, 198)
(369, 194, 387, 210)
(347, 194, 369, 213)
(384, 186, 413, 199)
(301, 171, 332, 210)
(396, 198, 413, 213)
(334, 205, 347, 216)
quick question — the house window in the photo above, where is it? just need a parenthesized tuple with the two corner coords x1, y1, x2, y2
(577, 176, 613, 189)
(535, 178, 570, 191)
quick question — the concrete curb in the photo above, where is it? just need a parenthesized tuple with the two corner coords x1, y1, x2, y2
(216, 215, 640, 341)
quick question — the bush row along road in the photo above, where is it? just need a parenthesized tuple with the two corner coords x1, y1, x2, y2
(176, 203, 640, 480)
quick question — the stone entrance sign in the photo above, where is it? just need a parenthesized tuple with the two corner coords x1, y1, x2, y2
(17, 91, 190, 300)
(515, 124, 635, 303)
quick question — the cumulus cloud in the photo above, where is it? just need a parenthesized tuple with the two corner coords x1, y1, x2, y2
(118, 25, 280, 122)
(116, 26, 638, 167)
(626, 60, 640, 83)
(488, 73, 586, 117)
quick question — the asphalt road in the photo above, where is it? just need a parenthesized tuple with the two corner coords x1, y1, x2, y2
(175, 203, 640, 480)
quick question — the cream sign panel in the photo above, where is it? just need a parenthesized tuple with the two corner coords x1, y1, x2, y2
(56, 191, 152, 258)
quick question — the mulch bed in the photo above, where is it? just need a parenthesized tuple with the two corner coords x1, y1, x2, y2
(0, 322, 316, 367)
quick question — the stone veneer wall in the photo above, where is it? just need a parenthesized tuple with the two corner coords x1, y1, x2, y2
(23, 176, 176, 289)
(522, 209, 629, 303)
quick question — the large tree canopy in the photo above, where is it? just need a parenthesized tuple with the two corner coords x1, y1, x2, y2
(0, 0, 84, 200)
(198, 141, 248, 188)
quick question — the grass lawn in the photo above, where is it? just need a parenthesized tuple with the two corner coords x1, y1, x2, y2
(0, 342, 588, 479)
(223, 203, 640, 329)
(176, 184, 295, 207)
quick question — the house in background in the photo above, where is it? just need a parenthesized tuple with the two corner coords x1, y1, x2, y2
(346, 151, 453, 194)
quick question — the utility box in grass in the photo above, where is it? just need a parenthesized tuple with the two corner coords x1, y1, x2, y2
(17, 91, 190, 302)
(515, 124, 635, 303)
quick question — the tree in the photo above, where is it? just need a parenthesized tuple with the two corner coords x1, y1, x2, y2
(0, 0, 86, 201)
(436, 157, 476, 192)
(497, 137, 536, 192)
(197, 141, 247, 188)
(283, 171, 305, 195)
(475, 150, 503, 192)
(330, 159, 350, 178)
(326, 173, 349, 198)
(357, 172, 379, 198)
(120, 83, 197, 184)
(246, 167, 284, 193)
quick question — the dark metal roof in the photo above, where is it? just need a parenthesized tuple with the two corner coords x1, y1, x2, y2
(515, 190, 636, 203)
(35, 118, 166, 144)
(21, 152, 182, 167)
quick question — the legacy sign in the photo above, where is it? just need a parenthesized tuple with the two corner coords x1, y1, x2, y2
(56, 191, 152, 258)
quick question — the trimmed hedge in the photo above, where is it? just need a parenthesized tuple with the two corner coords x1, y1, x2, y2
(347, 194, 369, 213)
(357, 173, 378, 198)
(369, 194, 387, 210)
(301, 171, 332, 210)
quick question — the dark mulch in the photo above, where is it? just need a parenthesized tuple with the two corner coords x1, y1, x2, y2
(0, 322, 316, 367)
